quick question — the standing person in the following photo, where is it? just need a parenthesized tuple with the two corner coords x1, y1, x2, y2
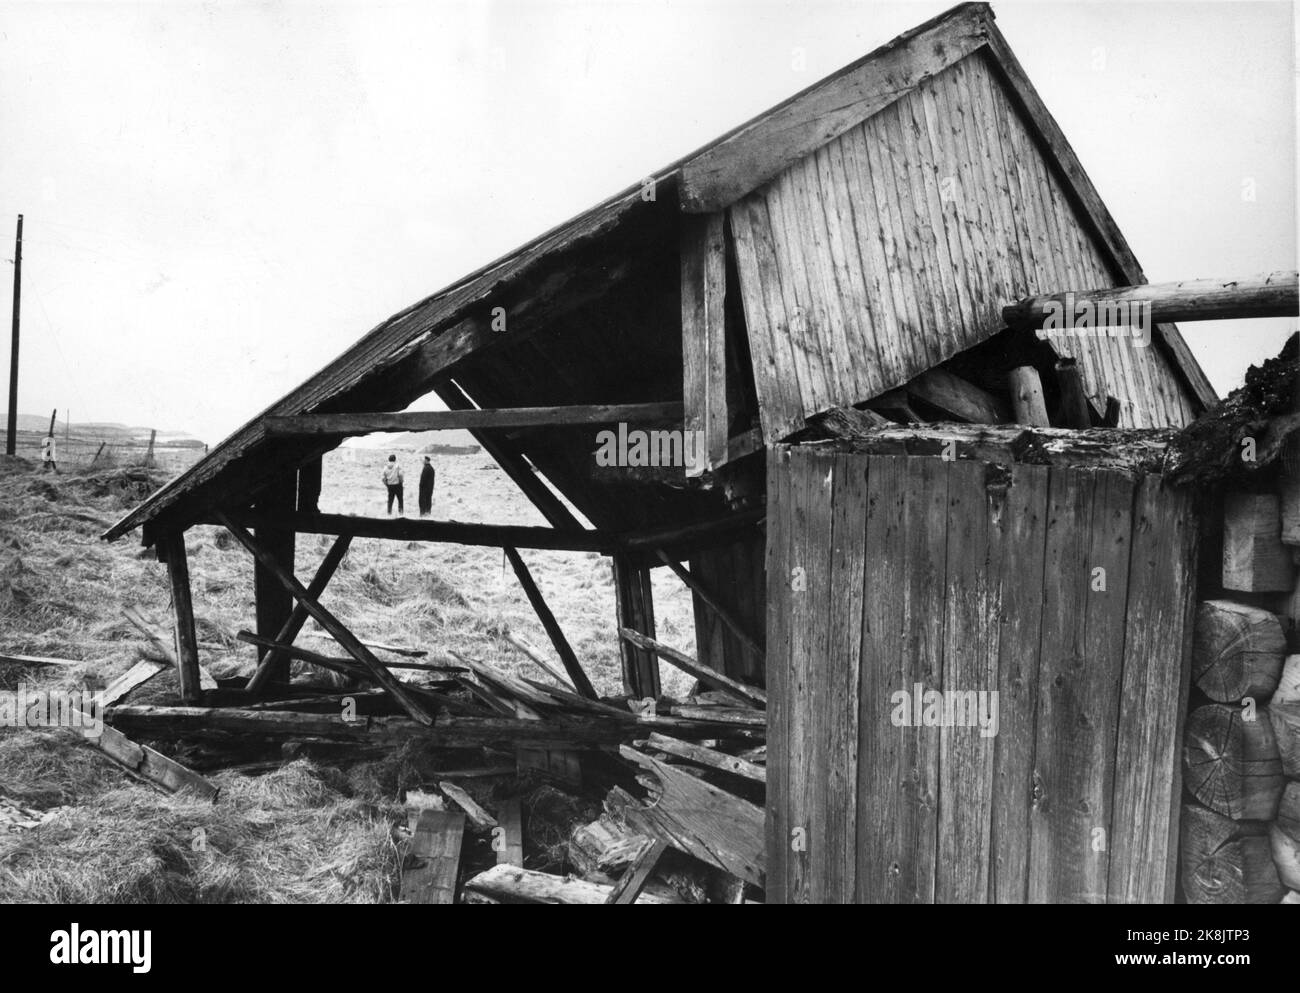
(417, 456, 435, 516)
(381, 455, 404, 515)
(40, 434, 57, 472)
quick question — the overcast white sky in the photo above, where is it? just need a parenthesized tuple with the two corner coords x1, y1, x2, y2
(0, 0, 1295, 443)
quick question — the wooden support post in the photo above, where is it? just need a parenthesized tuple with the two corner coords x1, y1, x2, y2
(158, 531, 203, 703)
(1008, 366, 1050, 427)
(612, 552, 659, 699)
(297, 457, 323, 514)
(253, 473, 297, 686)
(215, 511, 433, 725)
(681, 212, 728, 476)
(1054, 358, 1092, 428)
(655, 549, 764, 662)
(246, 534, 352, 695)
(502, 546, 598, 700)
(144, 428, 156, 467)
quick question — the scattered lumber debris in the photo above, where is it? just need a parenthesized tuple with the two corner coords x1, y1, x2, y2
(617, 747, 765, 887)
(462, 864, 686, 905)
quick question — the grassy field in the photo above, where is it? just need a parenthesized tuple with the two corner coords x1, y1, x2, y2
(0, 446, 698, 902)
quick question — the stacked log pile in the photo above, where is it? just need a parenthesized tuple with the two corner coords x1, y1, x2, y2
(1180, 415, 1300, 903)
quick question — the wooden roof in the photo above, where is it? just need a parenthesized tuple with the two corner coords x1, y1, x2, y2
(105, 1, 1215, 541)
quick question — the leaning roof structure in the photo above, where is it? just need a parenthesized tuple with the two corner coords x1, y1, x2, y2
(105, 1, 1216, 544)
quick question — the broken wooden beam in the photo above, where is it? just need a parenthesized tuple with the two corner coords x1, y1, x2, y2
(619, 627, 765, 707)
(503, 546, 598, 699)
(502, 633, 575, 690)
(1003, 271, 1300, 330)
(638, 732, 766, 784)
(462, 863, 685, 904)
(89, 723, 219, 800)
(264, 402, 684, 437)
(216, 512, 433, 726)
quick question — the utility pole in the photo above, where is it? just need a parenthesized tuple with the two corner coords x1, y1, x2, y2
(6, 215, 21, 456)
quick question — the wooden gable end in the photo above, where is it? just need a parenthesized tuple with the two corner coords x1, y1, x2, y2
(727, 50, 1199, 445)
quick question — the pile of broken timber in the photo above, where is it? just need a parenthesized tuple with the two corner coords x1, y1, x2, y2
(97, 623, 767, 903)
(1180, 452, 1300, 904)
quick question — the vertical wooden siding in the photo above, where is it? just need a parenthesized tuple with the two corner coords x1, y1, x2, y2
(731, 52, 1197, 445)
(767, 447, 1198, 903)
(689, 533, 767, 685)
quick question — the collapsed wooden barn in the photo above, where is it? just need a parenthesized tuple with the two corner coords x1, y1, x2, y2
(101, 2, 1299, 902)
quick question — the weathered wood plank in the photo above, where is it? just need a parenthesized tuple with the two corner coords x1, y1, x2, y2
(823, 451, 866, 902)
(401, 809, 465, 905)
(936, 458, 997, 904)
(678, 3, 989, 213)
(680, 213, 728, 475)
(988, 462, 1050, 903)
(1108, 475, 1197, 904)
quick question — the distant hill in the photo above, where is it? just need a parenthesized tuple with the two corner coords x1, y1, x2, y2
(344, 428, 480, 454)
(13, 413, 203, 446)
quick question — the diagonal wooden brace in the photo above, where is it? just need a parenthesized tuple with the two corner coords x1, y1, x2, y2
(215, 511, 432, 725)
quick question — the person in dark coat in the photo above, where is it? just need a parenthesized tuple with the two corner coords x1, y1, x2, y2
(417, 456, 436, 516)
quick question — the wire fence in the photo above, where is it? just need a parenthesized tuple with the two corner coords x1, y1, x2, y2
(9, 436, 207, 474)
